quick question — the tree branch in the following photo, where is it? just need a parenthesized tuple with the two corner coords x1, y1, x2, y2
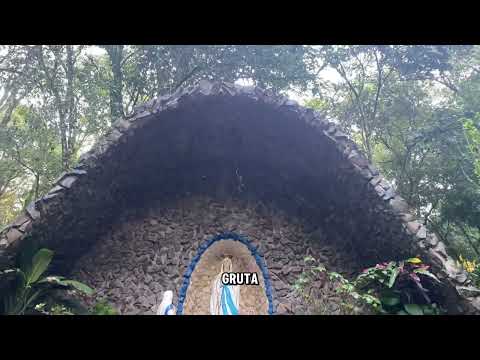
(172, 65, 201, 93)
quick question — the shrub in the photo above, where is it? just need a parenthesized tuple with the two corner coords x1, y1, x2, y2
(0, 248, 94, 315)
(458, 255, 480, 287)
(354, 258, 442, 315)
(295, 256, 443, 315)
(34, 302, 75, 315)
(91, 300, 119, 315)
(293, 256, 376, 314)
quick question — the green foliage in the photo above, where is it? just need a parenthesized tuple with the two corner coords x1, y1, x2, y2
(0, 247, 94, 315)
(463, 116, 480, 182)
(91, 300, 119, 315)
(294, 256, 379, 315)
(309, 45, 480, 263)
(34, 302, 74, 315)
(0, 105, 64, 227)
(2, 44, 480, 292)
(0, 45, 317, 229)
(457, 254, 480, 287)
(28, 248, 54, 284)
(49, 304, 75, 315)
(354, 258, 442, 315)
(295, 256, 443, 315)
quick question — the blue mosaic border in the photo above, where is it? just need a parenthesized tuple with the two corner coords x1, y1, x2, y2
(176, 232, 275, 315)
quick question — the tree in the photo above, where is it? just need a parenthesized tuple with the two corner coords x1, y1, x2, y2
(0, 45, 319, 228)
(311, 45, 470, 161)
(308, 45, 480, 259)
(102, 45, 318, 120)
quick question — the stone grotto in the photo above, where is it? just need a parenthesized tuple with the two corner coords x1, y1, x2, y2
(1, 80, 479, 314)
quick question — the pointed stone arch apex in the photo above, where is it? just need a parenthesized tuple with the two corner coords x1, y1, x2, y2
(0, 80, 478, 314)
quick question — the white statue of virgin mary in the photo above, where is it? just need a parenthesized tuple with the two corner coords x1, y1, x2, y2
(210, 257, 240, 315)
(157, 290, 176, 315)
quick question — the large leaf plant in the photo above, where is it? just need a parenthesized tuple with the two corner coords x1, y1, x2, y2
(0, 248, 94, 315)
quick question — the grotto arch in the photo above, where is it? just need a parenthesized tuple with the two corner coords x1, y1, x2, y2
(0, 80, 479, 314)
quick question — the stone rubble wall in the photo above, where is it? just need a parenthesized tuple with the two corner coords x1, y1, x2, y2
(71, 196, 359, 315)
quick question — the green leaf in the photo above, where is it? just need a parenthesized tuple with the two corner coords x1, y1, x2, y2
(404, 304, 424, 315)
(381, 296, 401, 307)
(27, 249, 54, 285)
(24, 288, 45, 311)
(17, 241, 40, 276)
(16, 270, 27, 290)
(39, 276, 94, 295)
(421, 305, 435, 315)
(312, 265, 326, 273)
(397, 310, 408, 315)
(388, 267, 400, 288)
(56, 280, 94, 296)
(413, 268, 441, 282)
(92, 300, 119, 315)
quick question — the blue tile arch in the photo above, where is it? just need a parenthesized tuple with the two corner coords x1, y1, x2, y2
(176, 232, 275, 315)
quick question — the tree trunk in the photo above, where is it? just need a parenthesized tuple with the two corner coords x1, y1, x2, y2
(63, 45, 76, 170)
(104, 45, 124, 121)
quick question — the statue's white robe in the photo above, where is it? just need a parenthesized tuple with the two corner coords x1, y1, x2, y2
(157, 291, 176, 315)
(210, 274, 240, 315)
